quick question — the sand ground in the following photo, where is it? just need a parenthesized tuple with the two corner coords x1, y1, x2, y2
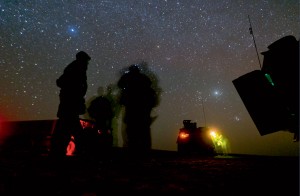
(0, 148, 299, 195)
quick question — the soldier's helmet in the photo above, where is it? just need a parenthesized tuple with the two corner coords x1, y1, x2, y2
(76, 51, 91, 61)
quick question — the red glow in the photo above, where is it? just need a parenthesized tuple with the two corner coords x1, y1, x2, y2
(0, 119, 14, 146)
(66, 135, 76, 156)
(80, 119, 94, 129)
(179, 131, 190, 140)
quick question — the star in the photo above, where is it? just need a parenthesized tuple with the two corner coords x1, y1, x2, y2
(67, 26, 79, 37)
(0, 0, 298, 156)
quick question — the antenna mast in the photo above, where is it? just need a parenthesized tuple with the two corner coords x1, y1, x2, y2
(201, 98, 207, 127)
(248, 15, 262, 69)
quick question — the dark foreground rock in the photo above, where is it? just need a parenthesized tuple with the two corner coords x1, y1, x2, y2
(0, 148, 298, 195)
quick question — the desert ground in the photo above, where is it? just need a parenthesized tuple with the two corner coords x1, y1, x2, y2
(0, 147, 298, 196)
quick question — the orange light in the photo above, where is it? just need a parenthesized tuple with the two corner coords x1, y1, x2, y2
(66, 135, 76, 156)
(179, 132, 190, 139)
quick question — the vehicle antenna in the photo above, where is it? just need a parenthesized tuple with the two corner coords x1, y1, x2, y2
(201, 98, 207, 127)
(248, 15, 262, 69)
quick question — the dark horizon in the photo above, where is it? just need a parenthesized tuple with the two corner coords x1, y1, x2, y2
(0, 119, 298, 158)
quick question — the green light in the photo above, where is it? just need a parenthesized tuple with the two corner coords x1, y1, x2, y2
(209, 130, 230, 155)
(264, 73, 275, 86)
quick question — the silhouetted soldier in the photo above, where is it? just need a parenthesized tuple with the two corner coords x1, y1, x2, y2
(88, 96, 113, 132)
(87, 95, 114, 156)
(118, 64, 157, 157)
(50, 51, 91, 158)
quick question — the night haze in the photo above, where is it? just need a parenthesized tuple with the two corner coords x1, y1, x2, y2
(0, 1, 299, 156)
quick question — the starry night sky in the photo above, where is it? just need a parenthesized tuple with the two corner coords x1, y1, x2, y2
(0, 1, 299, 156)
